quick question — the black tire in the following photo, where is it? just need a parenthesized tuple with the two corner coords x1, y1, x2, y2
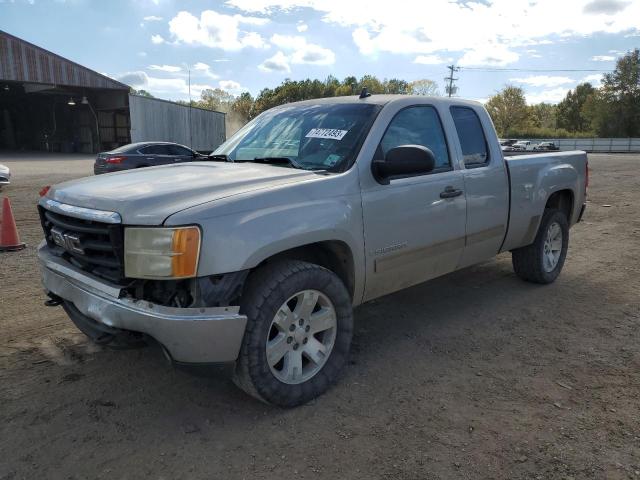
(234, 260, 353, 407)
(512, 208, 569, 284)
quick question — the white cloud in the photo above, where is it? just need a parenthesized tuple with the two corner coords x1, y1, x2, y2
(259, 51, 291, 72)
(148, 64, 182, 72)
(518, 73, 605, 104)
(458, 44, 520, 66)
(414, 54, 450, 65)
(219, 80, 243, 92)
(151, 34, 165, 44)
(227, 0, 640, 66)
(525, 49, 542, 58)
(510, 75, 575, 87)
(115, 71, 215, 100)
(582, 73, 603, 86)
(270, 34, 335, 65)
(297, 22, 308, 32)
(168, 10, 269, 50)
(192, 62, 219, 79)
(143, 15, 163, 21)
(525, 87, 572, 104)
(591, 54, 615, 61)
(138, 51, 147, 57)
(583, 0, 631, 15)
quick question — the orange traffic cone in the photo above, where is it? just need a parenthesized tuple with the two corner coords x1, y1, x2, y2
(0, 197, 26, 252)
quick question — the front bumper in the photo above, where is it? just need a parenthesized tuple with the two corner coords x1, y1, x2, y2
(38, 243, 247, 363)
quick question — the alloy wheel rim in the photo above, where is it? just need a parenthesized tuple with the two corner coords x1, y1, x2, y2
(543, 221, 563, 272)
(265, 289, 337, 385)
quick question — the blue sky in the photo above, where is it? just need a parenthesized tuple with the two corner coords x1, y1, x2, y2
(1, 0, 639, 104)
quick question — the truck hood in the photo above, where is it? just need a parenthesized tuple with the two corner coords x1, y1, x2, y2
(48, 162, 319, 224)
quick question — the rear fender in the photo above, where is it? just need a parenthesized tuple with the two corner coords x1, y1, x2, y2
(502, 152, 585, 251)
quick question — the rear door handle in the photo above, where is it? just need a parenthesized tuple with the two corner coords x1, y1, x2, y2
(440, 186, 463, 199)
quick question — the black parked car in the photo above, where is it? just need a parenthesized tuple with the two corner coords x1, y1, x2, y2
(94, 142, 207, 174)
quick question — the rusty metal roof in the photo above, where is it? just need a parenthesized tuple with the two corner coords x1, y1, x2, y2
(0, 30, 129, 90)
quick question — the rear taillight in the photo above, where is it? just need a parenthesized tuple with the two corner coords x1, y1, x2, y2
(585, 160, 589, 192)
(39, 185, 50, 197)
(106, 156, 126, 164)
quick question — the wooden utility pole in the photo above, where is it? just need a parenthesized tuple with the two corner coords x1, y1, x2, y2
(445, 65, 459, 97)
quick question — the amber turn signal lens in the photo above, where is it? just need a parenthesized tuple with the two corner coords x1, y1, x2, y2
(171, 226, 201, 278)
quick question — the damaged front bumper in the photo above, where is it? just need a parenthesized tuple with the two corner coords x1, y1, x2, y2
(38, 242, 248, 363)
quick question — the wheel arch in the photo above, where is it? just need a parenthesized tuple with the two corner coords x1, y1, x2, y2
(545, 189, 574, 220)
(248, 240, 356, 301)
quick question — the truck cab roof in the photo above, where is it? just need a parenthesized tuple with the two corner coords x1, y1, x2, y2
(280, 94, 485, 109)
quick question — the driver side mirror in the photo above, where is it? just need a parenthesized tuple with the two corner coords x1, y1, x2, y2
(372, 145, 436, 185)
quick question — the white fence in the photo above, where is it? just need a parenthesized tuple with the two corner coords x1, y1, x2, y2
(528, 138, 640, 153)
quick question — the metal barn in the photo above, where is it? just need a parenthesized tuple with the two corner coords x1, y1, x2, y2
(0, 30, 225, 154)
(129, 95, 225, 152)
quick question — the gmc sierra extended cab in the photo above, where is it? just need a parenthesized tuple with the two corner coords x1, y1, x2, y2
(38, 95, 588, 407)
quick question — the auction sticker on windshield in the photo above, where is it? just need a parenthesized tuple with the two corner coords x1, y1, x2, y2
(305, 128, 348, 140)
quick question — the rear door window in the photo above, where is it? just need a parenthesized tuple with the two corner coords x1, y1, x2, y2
(450, 107, 490, 168)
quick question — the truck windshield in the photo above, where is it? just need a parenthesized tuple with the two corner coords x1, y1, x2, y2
(212, 103, 381, 171)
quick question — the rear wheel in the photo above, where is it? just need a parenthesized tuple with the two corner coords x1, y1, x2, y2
(234, 260, 353, 407)
(512, 208, 569, 284)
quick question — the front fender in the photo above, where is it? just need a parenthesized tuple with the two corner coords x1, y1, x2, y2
(165, 182, 365, 303)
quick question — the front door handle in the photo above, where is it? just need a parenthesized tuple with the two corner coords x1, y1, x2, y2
(440, 186, 463, 199)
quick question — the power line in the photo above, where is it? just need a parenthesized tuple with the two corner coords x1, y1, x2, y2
(459, 67, 611, 72)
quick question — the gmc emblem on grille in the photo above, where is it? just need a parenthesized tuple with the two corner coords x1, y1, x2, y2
(50, 227, 85, 255)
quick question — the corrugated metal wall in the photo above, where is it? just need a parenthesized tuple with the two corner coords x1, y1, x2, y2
(129, 95, 225, 152)
(0, 30, 128, 90)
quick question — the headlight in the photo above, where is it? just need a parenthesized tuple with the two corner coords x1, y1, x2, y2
(124, 226, 201, 279)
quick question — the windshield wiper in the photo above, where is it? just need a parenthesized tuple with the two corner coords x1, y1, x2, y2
(251, 157, 306, 170)
(208, 154, 230, 162)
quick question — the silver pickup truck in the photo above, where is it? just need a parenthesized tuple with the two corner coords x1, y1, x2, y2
(38, 95, 587, 407)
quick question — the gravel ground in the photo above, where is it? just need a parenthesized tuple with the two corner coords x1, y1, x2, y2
(0, 153, 639, 480)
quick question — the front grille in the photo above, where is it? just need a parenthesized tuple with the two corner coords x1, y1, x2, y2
(39, 206, 125, 283)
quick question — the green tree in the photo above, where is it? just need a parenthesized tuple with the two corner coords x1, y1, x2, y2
(556, 83, 595, 132)
(528, 103, 557, 130)
(383, 78, 411, 94)
(130, 88, 154, 97)
(593, 49, 640, 137)
(408, 79, 440, 96)
(582, 89, 613, 136)
(357, 74, 385, 94)
(485, 85, 529, 136)
(198, 88, 235, 112)
(231, 92, 255, 120)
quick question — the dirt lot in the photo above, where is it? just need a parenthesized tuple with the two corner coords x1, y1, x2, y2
(1, 153, 639, 480)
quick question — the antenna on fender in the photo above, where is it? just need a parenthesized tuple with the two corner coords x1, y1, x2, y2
(359, 87, 371, 99)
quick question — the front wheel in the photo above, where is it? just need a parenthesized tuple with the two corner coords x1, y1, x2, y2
(234, 260, 353, 407)
(512, 208, 569, 284)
